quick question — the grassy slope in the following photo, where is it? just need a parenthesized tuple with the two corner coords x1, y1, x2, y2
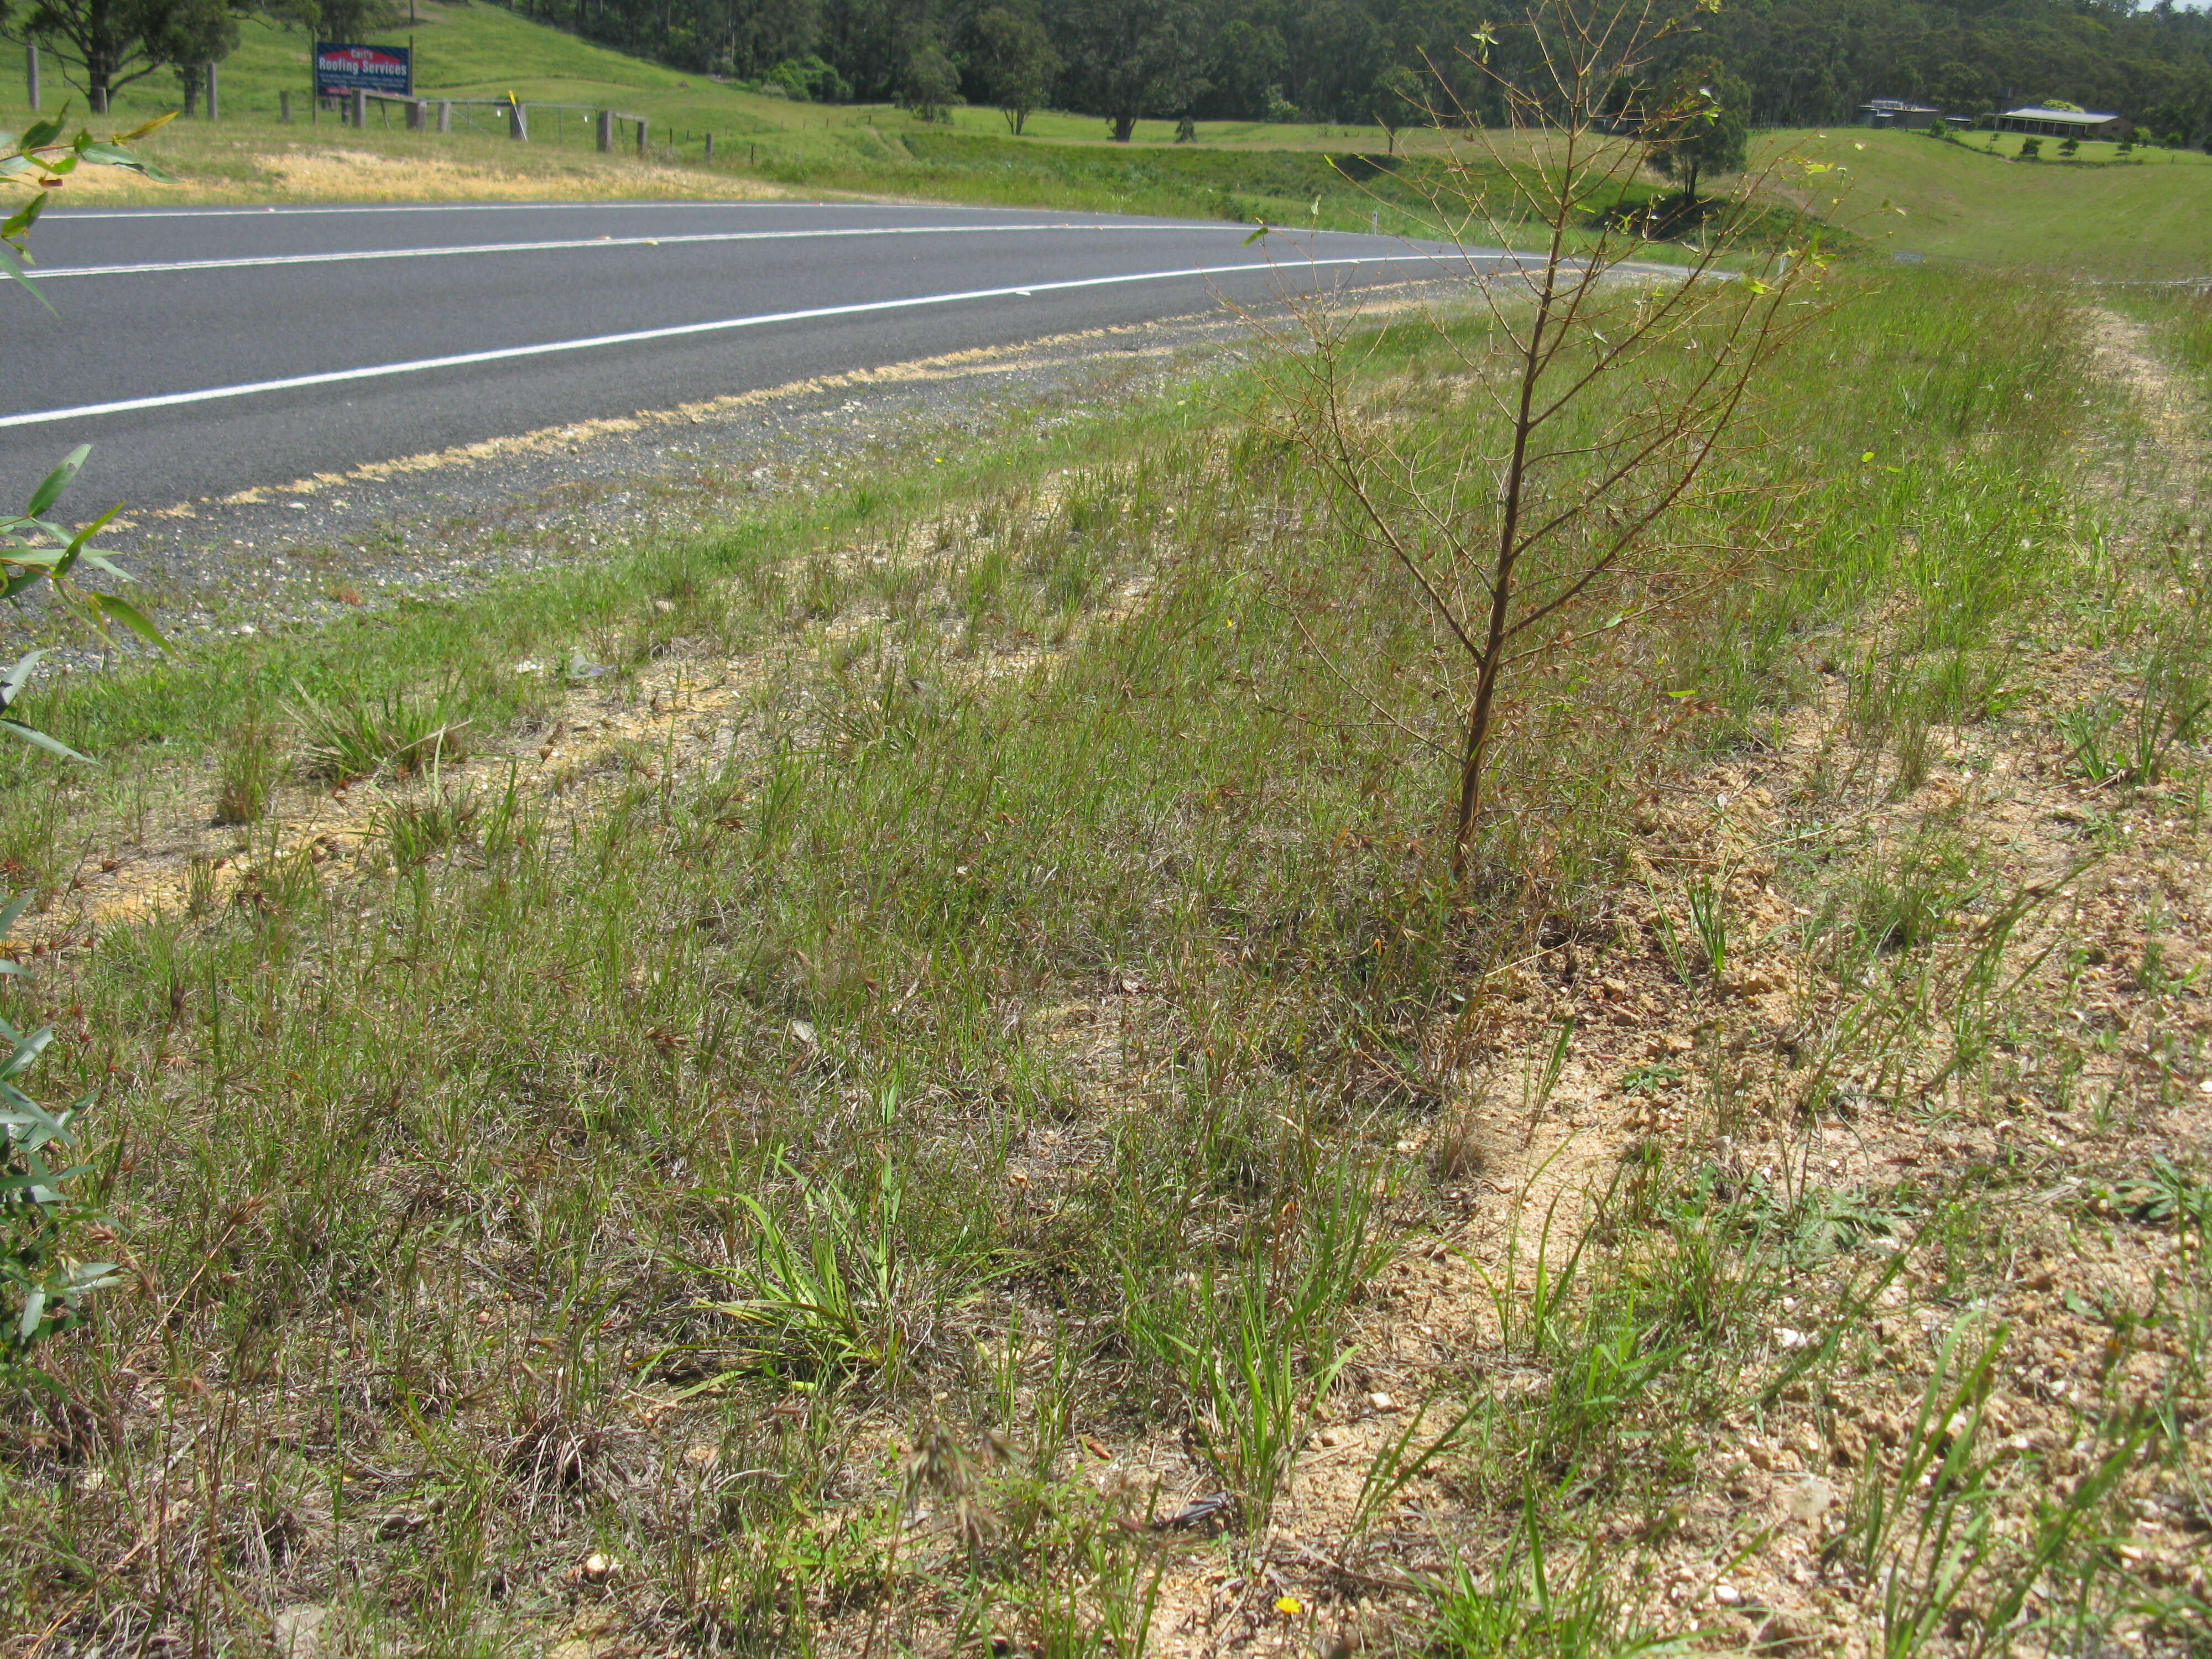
(0, 3, 1431, 154)
(1765, 126, 2212, 279)
(0, 3, 1464, 228)
(0, 264, 2206, 1655)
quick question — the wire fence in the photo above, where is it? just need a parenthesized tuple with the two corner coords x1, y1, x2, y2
(284, 91, 715, 163)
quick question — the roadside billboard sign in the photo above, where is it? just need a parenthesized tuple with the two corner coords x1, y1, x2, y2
(315, 43, 413, 98)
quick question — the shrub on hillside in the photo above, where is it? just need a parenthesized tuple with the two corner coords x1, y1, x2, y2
(768, 55, 850, 104)
(900, 43, 962, 122)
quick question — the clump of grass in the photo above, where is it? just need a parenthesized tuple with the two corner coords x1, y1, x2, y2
(212, 717, 280, 825)
(372, 781, 482, 866)
(292, 687, 469, 782)
(797, 555, 848, 622)
(1430, 1521, 1680, 1658)
(2057, 640, 2212, 787)
(1430, 1097, 1496, 1182)
(1848, 828, 1979, 957)
(184, 852, 217, 917)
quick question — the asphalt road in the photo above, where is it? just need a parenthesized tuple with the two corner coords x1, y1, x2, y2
(1, 201, 1493, 513)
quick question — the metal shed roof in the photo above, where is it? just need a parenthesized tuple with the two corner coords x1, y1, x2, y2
(1997, 106, 2121, 124)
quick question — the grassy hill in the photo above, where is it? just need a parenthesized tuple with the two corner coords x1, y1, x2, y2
(0, 1, 1462, 223)
(0, 5, 1467, 229)
(3, 6, 2209, 275)
(0, 8, 1586, 238)
(1762, 126, 2212, 280)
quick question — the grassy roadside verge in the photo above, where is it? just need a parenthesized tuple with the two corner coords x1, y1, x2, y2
(29, 112, 1674, 247)
(0, 268, 2206, 1658)
(29, 115, 1469, 235)
(1, 2, 1493, 231)
(2128, 286, 2212, 386)
(0, 2, 1791, 246)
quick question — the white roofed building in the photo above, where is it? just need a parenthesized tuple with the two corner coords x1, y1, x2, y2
(1992, 106, 2129, 138)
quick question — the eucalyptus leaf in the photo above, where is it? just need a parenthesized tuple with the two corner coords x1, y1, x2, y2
(116, 111, 176, 142)
(24, 447, 85, 519)
(0, 1026, 58, 1083)
(0, 719, 92, 764)
(0, 240, 55, 317)
(92, 593, 170, 653)
(0, 650, 48, 707)
(55, 500, 119, 575)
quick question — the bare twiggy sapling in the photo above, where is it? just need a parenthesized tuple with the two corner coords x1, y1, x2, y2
(1250, 0, 1828, 879)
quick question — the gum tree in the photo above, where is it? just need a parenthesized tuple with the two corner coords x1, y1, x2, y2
(969, 1, 1060, 135)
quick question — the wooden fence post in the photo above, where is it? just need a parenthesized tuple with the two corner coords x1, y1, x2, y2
(510, 101, 527, 140)
(636, 117, 647, 157)
(703, 133, 714, 163)
(437, 100, 452, 134)
(351, 88, 366, 127)
(409, 99, 426, 131)
(24, 43, 36, 112)
(596, 109, 613, 152)
(206, 64, 218, 119)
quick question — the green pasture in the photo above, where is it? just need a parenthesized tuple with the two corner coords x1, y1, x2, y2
(1764, 126, 2212, 279)
(0, 1, 1411, 155)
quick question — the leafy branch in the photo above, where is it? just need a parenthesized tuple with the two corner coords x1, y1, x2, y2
(1, 106, 174, 302)
(1, 111, 176, 759)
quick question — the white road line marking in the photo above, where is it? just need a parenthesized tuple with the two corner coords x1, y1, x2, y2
(0, 253, 1490, 429)
(24, 223, 1238, 280)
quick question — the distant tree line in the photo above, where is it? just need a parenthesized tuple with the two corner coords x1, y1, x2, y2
(6, 0, 2210, 145)
(1695, 0, 2212, 142)
(503, 0, 2212, 145)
